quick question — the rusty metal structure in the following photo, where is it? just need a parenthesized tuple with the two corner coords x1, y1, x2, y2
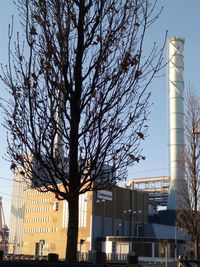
(0, 197, 9, 254)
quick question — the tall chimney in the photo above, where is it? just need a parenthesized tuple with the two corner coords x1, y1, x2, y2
(53, 91, 65, 160)
(167, 37, 185, 210)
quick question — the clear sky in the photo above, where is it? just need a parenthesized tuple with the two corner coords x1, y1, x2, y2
(0, 1, 200, 224)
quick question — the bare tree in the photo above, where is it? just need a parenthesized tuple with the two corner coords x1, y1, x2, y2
(1, 0, 165, 262)
(177, 89, 200, 260)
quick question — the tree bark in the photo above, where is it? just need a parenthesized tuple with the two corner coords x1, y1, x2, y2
(66, 193, 79, 263)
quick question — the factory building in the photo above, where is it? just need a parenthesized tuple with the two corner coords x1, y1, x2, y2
(8, 180, 148, 259)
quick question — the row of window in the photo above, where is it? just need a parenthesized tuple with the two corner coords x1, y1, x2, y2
(26, 197, 52, 205)
(24, 216, 51, 224)
(26, 190, 51, 196)
(24, 227, 58, 234)
(26, 206, 52, 213)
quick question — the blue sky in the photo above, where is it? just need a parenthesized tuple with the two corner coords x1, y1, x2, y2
(0, 1, 200, 224)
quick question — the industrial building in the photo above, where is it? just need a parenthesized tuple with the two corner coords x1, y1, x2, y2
(8, 173, 190, 261)
(8, 177, 148, 259)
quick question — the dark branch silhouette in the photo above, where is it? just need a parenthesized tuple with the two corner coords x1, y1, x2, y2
(177, 89, 200, 260)
(1, 0, 165, 262)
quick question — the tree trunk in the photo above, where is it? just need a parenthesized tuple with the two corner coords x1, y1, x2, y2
(66, 193, 79, 263)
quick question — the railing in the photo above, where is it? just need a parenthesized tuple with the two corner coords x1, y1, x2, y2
(77, 252, 128, 263)
(105, 253, 128, 262)
(77, 252, 178, 267)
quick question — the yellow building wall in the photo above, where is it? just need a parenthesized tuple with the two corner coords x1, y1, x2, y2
(22, 189, 67, 259)
(22, 189, 93, 259)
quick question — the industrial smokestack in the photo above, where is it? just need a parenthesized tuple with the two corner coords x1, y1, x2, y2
(53, 91, 65, 160)
(167, 37, 185, 210)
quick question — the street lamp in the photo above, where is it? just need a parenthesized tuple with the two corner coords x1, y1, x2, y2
(123, 209, 133, 236)
(123, 209, 142, 236)
(133, 210, 142, 237)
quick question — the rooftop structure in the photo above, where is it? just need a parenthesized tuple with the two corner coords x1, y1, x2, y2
(128, 176, 169, 207)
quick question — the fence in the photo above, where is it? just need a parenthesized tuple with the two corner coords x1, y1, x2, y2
(77, 252, 128, 263)
(77, 252, 177, 267)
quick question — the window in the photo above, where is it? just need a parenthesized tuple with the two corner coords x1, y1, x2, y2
(53, 202, 58, 211)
